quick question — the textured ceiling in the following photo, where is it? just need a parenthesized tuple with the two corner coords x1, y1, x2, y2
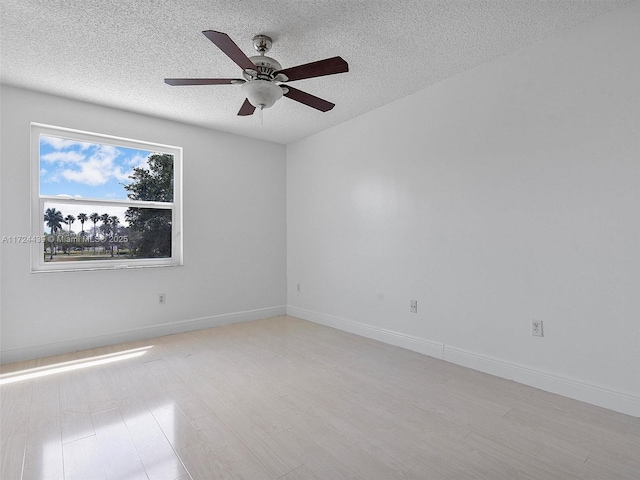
(0, 0, 634, 144)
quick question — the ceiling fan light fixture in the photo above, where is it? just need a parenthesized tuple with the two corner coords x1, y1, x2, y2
(165, 31, 349, 116)
(241, 80, 283, 109)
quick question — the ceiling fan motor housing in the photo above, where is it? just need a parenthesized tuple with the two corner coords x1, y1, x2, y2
(243, 56, 283, 81)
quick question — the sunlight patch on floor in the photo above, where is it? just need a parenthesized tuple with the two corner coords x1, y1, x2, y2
(0, 346, 152, 385)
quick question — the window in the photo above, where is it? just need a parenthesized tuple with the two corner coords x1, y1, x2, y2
(31, 123, 182, 272)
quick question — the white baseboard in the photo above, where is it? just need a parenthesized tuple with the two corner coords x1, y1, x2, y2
(286, 305, 445, 359)
(0, 305, 287, 364)
(287, 306, 640, 418)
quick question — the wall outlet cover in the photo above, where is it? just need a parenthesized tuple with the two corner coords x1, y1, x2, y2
(410, 300, 418, 313)
(532, 320, 543, 337)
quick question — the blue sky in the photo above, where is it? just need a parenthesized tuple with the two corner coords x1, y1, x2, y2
(40, 135, 153, 199)
(40, 135, 160, 233)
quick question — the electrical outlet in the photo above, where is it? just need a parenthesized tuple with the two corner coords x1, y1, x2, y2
(532, 320, 543, 337)
(159, 293, 166, 305)
(410, 300, 418, 313)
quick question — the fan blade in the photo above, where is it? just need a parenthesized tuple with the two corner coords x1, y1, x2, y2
(237, 98, 256, 116)
(275, 56, 348, 82)
(165, 78, 244, 86)
(283, 86, 335, 112)
(202, 30, 257, 72)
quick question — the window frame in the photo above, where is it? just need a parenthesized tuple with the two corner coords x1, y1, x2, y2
(30, 123, 183, 273)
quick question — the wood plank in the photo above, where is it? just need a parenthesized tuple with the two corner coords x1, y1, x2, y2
(92, 408, 147, 480)
(1, 430, 27, 480)
(189, 381, 302, 478)
(149, 402, 202, 452)
(62, 435, 107, 480)
(460, 432, 581, 480)
(271, 428, 364, 480)
(280, 464, 322, 480)
(59, 370, 94, 444)
(280, 408, 404, 480)
(22, 420, 63, 480)
(122, 403, 188, 480)
(177, 440, 271, 480)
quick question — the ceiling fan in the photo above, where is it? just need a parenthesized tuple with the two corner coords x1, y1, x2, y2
(165, 31, 349, 116)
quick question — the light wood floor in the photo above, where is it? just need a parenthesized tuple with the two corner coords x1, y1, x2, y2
(1, 315, 639, 479)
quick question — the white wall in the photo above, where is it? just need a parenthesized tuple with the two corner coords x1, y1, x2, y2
(287, 3, 640, 416)
(0, 86, 287, 362)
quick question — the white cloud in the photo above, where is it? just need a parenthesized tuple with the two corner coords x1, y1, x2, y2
(125, 153, 149, 169)
(42, 151, 85, 164)
(112, 165, 131, 183)
(62, 159, 109, 186)
(60, 144, 124, 186)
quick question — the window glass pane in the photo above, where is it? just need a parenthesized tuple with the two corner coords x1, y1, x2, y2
(40, 135, 173, 202)
(32, 124, 182, 272)
(42, 202, 171, 262)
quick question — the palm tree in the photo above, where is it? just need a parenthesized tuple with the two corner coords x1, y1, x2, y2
(109, 215, 120, 256)
(62, 214, 75, 254)
(44, 208, 65, 259)
(90, 212, 100, 253)
(100, 213, 110, 255)
(77, 213, 88, 253)
(65, 214, 75, 234)
(77, 213, 88, 236)
(100, 213, 110, 231)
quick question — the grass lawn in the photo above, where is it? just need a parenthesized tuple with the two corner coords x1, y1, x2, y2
(44, 250, 130, 262)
